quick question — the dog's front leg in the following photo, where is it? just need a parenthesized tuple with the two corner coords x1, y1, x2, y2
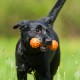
(16, 61, 30, 80)
(16, 57, 30, 80)
(15, 42, 30, 80)
(39, 72, 51, 80)
(17, 68, 27, 80)
(36, 62, 51, 80)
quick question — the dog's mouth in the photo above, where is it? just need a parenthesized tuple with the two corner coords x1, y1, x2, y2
(40, 45, 48, 52)
(29, 37, 51, 52)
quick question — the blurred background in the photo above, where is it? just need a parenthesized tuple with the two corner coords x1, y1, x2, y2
(0, 0, 80, 80)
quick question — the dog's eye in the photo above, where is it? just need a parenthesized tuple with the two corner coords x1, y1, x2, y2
(35, 25, 42, 33)
(46, 29, 49, 33)
(36, 25, 42, 30)
(35, 29, 40, 32)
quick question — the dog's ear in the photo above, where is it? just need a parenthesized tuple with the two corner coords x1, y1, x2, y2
(13, 23, 20, 29)
(13, 21, 23, 29)
(46, 18, 53, 25)
(13, 20, 28, 29)
(47, 0, 66, 24)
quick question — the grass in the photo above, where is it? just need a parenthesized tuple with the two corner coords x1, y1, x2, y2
(0, 37, 80, 80)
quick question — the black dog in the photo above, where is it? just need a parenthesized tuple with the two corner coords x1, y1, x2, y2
(13, 0, 66, 80)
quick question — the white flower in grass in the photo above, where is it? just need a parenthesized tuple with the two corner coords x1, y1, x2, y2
(10, 62, 14, 68)
(75, 60, 78, 65)
(74, 69, 80, 79)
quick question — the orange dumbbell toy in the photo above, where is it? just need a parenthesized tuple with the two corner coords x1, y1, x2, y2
(30, 38, 41, 48)
(49, 40, 58, 50)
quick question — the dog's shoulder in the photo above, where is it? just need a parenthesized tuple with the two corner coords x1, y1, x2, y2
(15, 39, 22, 52)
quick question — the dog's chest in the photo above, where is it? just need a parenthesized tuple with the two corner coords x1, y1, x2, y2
(24, 50, 55, 66)
(18, 41, 55, 66)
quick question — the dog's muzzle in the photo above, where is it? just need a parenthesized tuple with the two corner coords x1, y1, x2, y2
(42, 36, 52, 46)
(30, 37, 58, 51)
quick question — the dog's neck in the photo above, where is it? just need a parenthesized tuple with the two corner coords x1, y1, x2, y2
(20, 38, 28, 50)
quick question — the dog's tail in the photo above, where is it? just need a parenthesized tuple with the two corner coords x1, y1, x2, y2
(48, 0, 66, 24)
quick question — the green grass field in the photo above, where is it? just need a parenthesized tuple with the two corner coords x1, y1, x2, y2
(0, 37, 80, 80)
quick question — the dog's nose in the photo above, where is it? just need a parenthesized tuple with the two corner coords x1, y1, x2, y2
(45, 39, 52, 45)
(42, 36, 52, 46)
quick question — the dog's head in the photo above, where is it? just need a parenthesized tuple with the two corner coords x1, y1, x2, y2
(13, 0, 66, 52)
(13, 18, 53, 51)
